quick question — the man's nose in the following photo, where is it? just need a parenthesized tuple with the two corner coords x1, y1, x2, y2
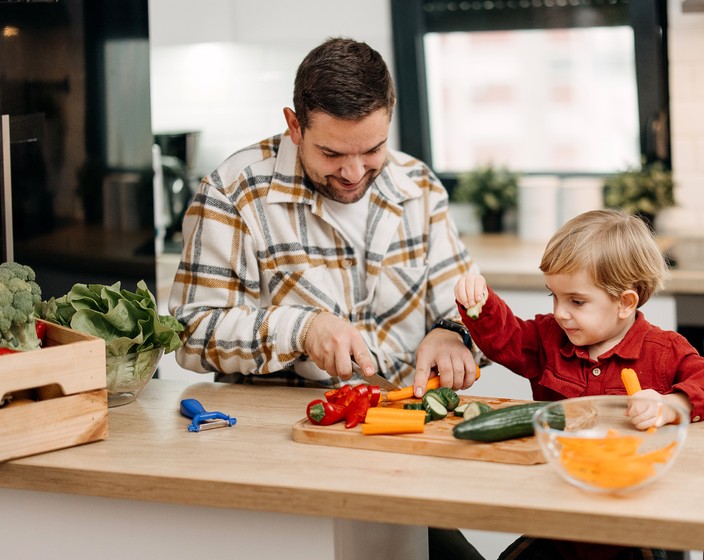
(339, 156, 365, 183)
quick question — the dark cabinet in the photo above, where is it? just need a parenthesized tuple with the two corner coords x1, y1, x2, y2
(0, 0, 155, 298)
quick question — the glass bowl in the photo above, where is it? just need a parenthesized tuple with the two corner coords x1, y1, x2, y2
(533, 395, 689, 493)
(106, 347, 164, 407)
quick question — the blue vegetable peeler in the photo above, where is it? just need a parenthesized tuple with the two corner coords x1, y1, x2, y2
(180, 398, 237, 432)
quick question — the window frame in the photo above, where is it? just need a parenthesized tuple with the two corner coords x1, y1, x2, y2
(390, 0, 670, 189)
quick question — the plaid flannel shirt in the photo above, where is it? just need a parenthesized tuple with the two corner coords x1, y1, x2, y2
(169, 133, 477, 387)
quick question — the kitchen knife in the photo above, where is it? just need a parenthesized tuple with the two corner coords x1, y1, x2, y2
(351, 361, 399, 391)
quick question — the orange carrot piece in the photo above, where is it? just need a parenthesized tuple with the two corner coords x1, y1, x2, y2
(364, 408, 427, 422)
(385, 376, 441, 402)
(362, 421, 426, 435)
(621, 368, 642, 395)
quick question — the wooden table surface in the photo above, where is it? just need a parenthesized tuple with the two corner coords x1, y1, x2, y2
(2, 379, 704, 551)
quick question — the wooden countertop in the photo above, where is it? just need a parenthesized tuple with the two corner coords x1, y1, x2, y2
(461, 234, 704, 295)
(2, 379, 704, 551)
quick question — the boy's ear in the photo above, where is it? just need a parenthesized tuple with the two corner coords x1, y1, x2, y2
(618, 289, 639, 317)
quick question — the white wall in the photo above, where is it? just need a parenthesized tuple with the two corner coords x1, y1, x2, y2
(664, 3, 704, 234)
(148, 0, 394, 176)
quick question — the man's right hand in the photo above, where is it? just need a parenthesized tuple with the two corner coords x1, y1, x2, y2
(303, 312, 376, 380)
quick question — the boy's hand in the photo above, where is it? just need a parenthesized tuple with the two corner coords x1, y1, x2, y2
(454, 274, 488, 310)
(626, 389, 689, 430)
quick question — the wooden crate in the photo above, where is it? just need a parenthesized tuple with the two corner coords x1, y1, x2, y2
(0, 320, 108, 462)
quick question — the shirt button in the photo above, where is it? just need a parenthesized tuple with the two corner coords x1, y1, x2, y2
(694, 416, 701, 422)
(592, 368, 601, 377)
(341, 259, 353, 269)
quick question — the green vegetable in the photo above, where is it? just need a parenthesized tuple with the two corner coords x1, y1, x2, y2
(453, 402, 565, 442)
(454, 403, 469, 417)
(463, 401, 492, 420)
(0, 262, 42, 352)
(423, 393, 448, 420)
(423, 388, 448, 408)
(37, 280, 183, 357)
(437, 387, 460, 411)
(403, 403, 425, 410)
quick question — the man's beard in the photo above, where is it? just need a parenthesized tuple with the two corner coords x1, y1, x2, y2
(299, 157, 384, 204)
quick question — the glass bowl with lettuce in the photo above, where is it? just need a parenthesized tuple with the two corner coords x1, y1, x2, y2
(38, 280, 184, 407)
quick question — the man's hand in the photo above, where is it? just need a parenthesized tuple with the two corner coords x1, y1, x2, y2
(303, 312, 376, 380)
(413, 328, 477, 397)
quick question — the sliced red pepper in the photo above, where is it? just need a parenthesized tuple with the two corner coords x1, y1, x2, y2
(325, 384, 352, 405)
(306, 399, 347, 426)
(35, 321, 47, 346)
(367, 385, 381, 407)
(0, 347, 18, 355)
(344, 392, 371, 429)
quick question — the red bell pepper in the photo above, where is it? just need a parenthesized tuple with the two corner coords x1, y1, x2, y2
(324, 384, 352, 405)
(35, 321, 47, 346)
(0, 347, 18, 355)
(367, 385, 382, 407)
(306, 399, 347, 426)
(344, 392, 371, 429)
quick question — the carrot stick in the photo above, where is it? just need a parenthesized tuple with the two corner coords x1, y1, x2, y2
(385, 376, 441, 402)
(621, 368, 642, 395)
(384, 364, 481, 402)
(365, 408, 427, 422)
(362, 420, 426, 435)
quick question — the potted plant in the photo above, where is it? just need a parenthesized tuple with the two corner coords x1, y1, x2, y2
(451, 163, 519, 233)
(603, 158, 675, 231)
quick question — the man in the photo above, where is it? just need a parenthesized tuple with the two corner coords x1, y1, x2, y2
(169, 37, 479, 398)
(169, 35, 485, 560)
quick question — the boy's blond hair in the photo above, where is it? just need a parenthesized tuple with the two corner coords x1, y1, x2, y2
(539, 209, 667, 307)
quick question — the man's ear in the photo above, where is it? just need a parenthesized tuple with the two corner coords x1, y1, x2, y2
(618, 289, 639, 318)
(283, 107, 303, 145)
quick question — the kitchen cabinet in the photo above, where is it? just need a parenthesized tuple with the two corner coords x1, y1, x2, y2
(0, 0, 156, 298)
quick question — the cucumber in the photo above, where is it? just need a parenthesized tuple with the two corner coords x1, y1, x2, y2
(453, 403, 469, 417)
(423, 394, 448, 420)
(437, 387, 460, 411)
(423, 388, 448, 408)
(453, 402, 565, 442)
(403, 403, 424, 410)
(462, 401, 492, 420)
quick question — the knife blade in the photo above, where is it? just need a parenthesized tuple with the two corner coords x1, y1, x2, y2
(351, 361, 399, 391)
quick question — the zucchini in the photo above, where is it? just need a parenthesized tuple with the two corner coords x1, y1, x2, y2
(423, 394, 448, 420)
(453, 402, 565, 442)
(462, 401, 492, 420)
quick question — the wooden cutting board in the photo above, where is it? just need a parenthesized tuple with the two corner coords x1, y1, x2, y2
(292, 395, 546, 465)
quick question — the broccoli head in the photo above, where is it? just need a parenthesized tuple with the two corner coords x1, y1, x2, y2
(0, 262, 42, 352)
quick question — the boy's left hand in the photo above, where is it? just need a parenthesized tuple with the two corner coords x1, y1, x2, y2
(626, 389, 680, 430)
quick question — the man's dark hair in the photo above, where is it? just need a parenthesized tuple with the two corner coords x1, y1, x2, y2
(293, 37, 396, 131)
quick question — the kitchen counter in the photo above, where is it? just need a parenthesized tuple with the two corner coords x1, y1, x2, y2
(1, 379, 704, 557)
(461, 234, 704, 295)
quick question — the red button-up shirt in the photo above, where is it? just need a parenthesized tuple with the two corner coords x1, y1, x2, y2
(458, 287, 704, 422)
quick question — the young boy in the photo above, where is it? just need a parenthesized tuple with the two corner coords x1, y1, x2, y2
(454, 209, 703, 560)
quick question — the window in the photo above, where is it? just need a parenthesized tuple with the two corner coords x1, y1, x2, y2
(391, 0, 669, 183)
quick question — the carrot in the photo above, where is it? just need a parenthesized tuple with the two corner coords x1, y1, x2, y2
(362, 422, 426, 435)
(361, 406, 427, 435)
(621, 368, 642, 395)
(384, 364, 482, 402)
(365, 407, 427, 422)
(557, 429, 676, 489)
(386, 376, 441, 401)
